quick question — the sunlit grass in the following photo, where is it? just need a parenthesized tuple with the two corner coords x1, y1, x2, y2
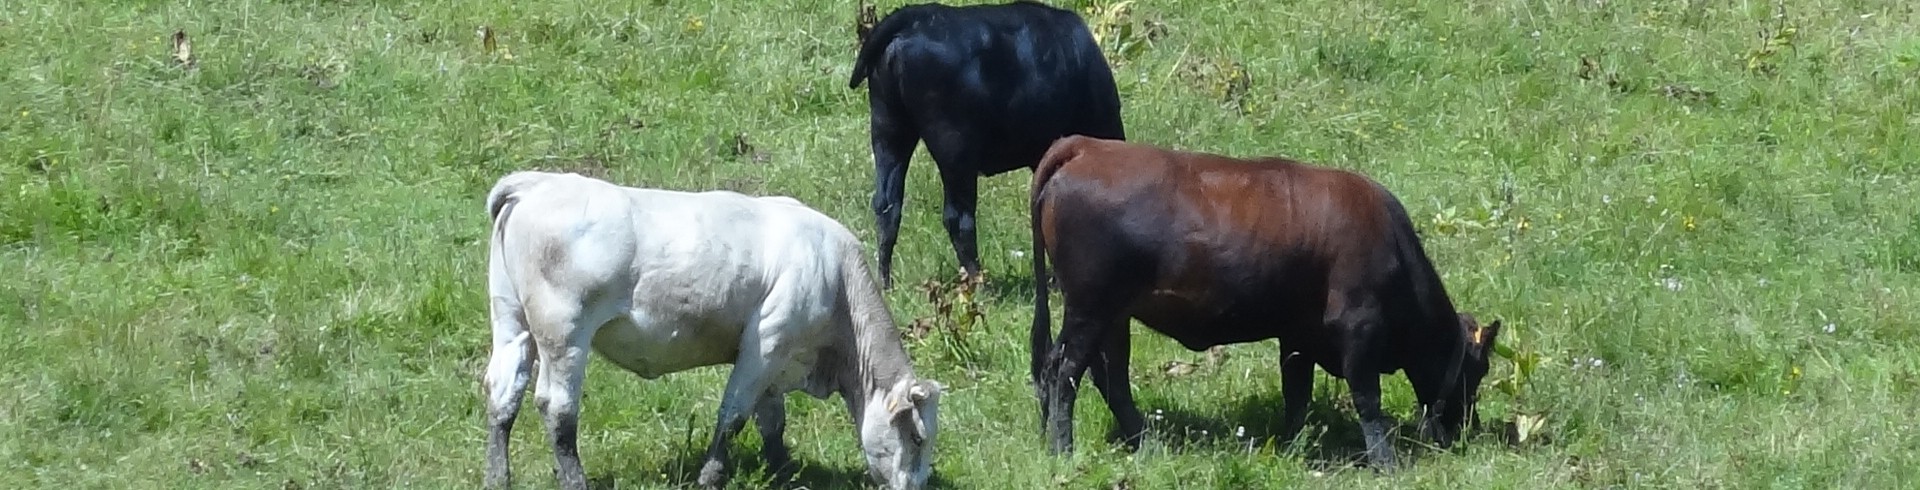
(2, 0, 1917, 488)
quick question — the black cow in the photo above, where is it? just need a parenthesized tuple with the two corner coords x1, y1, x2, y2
(849, 1, 1126, 288)
(1027, 136, 1502, 469)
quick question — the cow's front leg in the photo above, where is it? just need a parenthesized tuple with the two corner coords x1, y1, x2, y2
(1331, 300, 1397, 469)
(754, 394, 792, 474)
(1347, 372, 1398, 470)
(1280, 350, 1315, 441)
(699, 360, 770, 488)
(1337, 324, 1398, 471)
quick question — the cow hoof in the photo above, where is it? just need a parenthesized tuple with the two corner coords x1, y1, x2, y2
(697, 460, 728, 488)
(1366, 453, 1399, 473)
(761, 447, 793, 475)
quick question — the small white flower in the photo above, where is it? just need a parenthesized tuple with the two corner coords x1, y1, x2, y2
(1602, 194, 1613, 204)
(1661, 277, 1684, 292)
(1646, 194, 1658, 204)
(1823, 323, 1836, 334)
(1235, 426, 1246, 438)
(1009, 250, 1026, 259)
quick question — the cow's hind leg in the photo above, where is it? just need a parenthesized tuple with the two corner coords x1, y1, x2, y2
(867, 101, 918, 288)
(484, 251, 537, 489)
(1280, 350, 1315, 441)
(483, 300, 535, 489)
(754, 394, 792, 474)
(528, 304, 603, 490)
(1089, 329, 1146, 450)
(934, 166, 983, 281)
(1043, 303, 1109, 454)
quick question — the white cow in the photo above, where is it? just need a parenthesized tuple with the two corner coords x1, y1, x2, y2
(481, 171, 942, 490)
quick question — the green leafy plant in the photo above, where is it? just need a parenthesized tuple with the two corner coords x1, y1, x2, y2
(1745, 2, 1799, 74)
(1492, 331, 1549, 444)
(1083, 1, 1166, 66)
(910, 271, 988, 370)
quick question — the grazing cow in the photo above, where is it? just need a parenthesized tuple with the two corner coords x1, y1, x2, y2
(1026, 136, 1501, 468)
(481, 171, 942, 490)
(849, 0, 1126, 287)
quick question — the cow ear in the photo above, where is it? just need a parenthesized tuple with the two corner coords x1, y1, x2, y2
(909, 380, 942, 404)
(1474, 320, 1503, 356)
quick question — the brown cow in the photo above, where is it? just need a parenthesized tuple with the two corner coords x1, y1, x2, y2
(1027, 136, 1500, 468)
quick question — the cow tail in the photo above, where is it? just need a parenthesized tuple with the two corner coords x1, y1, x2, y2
(848, 5, 929, 89)
(484, 172, 550, 384)
(487, 171, 553, 223)
(1028, 136, 1081, 386)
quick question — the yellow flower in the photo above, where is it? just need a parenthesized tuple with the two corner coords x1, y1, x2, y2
(1683, 215, 1697, 231)
(684, 15, 705, 33)
(1781, 365, 1803, 395)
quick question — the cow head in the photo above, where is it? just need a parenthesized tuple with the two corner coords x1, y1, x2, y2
(859, 377, 942, 490)
(1431, 313, 1501, 446)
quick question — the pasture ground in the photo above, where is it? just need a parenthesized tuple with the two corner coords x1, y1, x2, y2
(3, 0, 1918, 488)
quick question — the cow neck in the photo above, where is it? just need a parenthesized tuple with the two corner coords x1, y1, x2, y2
(831, 253, 917, 422)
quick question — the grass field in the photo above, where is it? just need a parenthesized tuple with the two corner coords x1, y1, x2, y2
(4, 0, 1919, 488)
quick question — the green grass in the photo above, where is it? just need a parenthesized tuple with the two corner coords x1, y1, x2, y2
(3, 0, 1918, 488)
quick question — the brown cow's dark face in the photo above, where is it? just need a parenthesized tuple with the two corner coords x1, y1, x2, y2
(1436, 314, 1501, 445)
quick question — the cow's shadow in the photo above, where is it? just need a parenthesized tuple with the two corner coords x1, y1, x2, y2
(1123, 391, 1437, 470)
(977, 270, 1042, 302)
(602, 448, 958, 490)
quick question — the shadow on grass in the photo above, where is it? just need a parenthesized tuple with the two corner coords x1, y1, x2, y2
(1127, 391, 1465, 471)
(599, 446, 960, 490)
(977, 269, 1041, 303)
